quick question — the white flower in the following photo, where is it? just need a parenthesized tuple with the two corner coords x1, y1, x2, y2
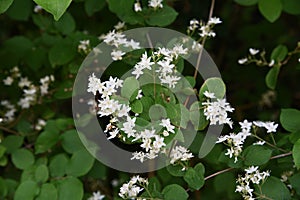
(245, 166, 258, 174)
(131, 151, 146, 162)
(119, 176, 148, 199)
(136, 89, 143, 99)
(121, 117, 136, 138)
(253, 140, 265, 145)
(208, 17, 222, 25)
(188, 19, 199, 30)
(269, 59, 275, 67)
(148, 0, 163, 9)
(238, 58, 248, 64)
(114, 21, 125, 30)
(107, 128, 119, 140)
(203, 91, 216, 98)
(87, 73, 104, 95)
(126, 39, 140, 49)
(199, 25, 216, 37)
(3, 76, 13, 85)
(34, 5, 43, 13)
(134, 1, 142, 12)
(160, 118, 175, 133)
(88, 191, 105, 200)
(111, 49, 125, 61)
(253, 121, 278, 133)
(18, 77, 31, 88)
(169, 145, 193, 164)
(160, 75, 181, 88)
(249, 48, 259, 55)
(298, 58, 300, 62)
(239, 120, 252, 132)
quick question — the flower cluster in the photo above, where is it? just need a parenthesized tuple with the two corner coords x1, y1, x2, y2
(88, 191, 105, 200)
(236, 166, 270, 199)
(238, 48, 275, 67)
(1, 66, 55, 123)
(119, 176, 148, 199)
(169, 145, 194, 166)
(99, 23, 140, 61)
(202, 91, 234, 128)
(78, 40, 91, 54)
(217, 119, 278, 162)
(134, 0, 163, 12)
(187, 17, 222, 38)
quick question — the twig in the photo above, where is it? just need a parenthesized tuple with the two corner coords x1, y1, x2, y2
(204, 167, 233, 181)
(0, 126, 19, 135)
(270, 151, 292, 160)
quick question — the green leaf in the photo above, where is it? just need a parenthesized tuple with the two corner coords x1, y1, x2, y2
(54, 12, 76, 35)
(265, 65, 280, 90)
(293, 139, 300, 169)
(183, 168, 204, 190)
(282, 0, 300, 15)
(84, 0, 106, 16)
(48, 39, 76, 67)
(49, 154, 69, 177)
(60, 130, 84, 154)
(271, 44, 288, 62)
(189, 102, 209, 131)
(14, 181, 39, 200)
(24, 47, 47, 71)
(146, 6, 178, 27)
(66, 149, 95, 177)
(33, 0, 72, 20)
(148, 177, 162, 193)
(121, 77, 140, 100)
(199, 77, 226, 100)
(243, 145, 272, 166)
(289, 173, 300, 195)
(0, 0, 13, 14)
(258, 0, 282, 22)
(56, 177, 83, 200)
(6, 0, 32, 21)
(234, 0, 258, 6)
(12, 149, 35, 170)
(0, 177, 8, 198)
(55, 118, 74, 131)
(1, 135, 23, 154)
(35, 165, 49, 183)
(280, 108, 300, 132)
(259, 176, 290, 200)
(162, 184, 188, 200)
(53, 80, 73, 99)
(194, 162, 205, 175)
(35, 130, 60, 154)
(36, 183, 58, 200)
(87, 160, 107, 179)
(131, 100, 143, 114)
(167, 164, 186, 177)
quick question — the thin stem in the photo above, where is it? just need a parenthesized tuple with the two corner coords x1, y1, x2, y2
(146, 33, 156, 97)
(0, 126, 19, 135)
(270, 151, 292, 160)
(251, 134, 288, 153)
(270, 133, 277, 145)
(204, 167, 233, 181)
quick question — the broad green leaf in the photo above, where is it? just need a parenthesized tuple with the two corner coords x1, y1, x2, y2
(149, 104, 167, 121)
(35, 165, 49, 183)
(282, 0, 300, 15)
(148, 177, 162, 193)
(2, 36, 33, 62)
(84, 0, 106, 16)
(53, 80, 73, 99)
(33, 0, 72, 20)
(0, 177, 8, 198)
(60, 130, 84, 154)
(146, 6, 178, 27)
(194, 162, 205, 175)
(24, 47, 47, 71)
(243, 145, 272, 166)
(271, 44, 288, 62)
(56, 177, 83, 200)
(0, 0, 13, 14)
(21, 167, 36, 182)
(87, 160, 107, 179)
(184, 76, 196, 88)
(131, 100, 143, 114)
(49, 154, 69, 177)
(48, 39, 76, 67)
(54, 12, 76, 35)
(4, 179, 18, 198)
(258, 176, 290, 200)
(66, 149, 95, 177)
(199, 77, 226, 100)
(6, 0, 32, 21)
(258, 0, 282, 22)
(36, 183, 58, 200)
(1, 135, 23, 153)
(121, 77, 140, 100)
(293, 139, 300, 169)
(0, 157, 8, 167)
(183, 168, 204, 190)
(234, 0, 258, 6)
(55, 118, 74, 131)
(35, 130, 60, 154)
(162, 184, 188, 200)
(14, 181, 39, 200)
(189, 102, 209, 131)
(167, 164, 186, 177)
(280, 109, 300, 132)
(265, 65, 280, 90)
(289, 173, 300, 195)
(12, 149, 35, 170)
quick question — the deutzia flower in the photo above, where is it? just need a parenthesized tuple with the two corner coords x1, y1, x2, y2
(148, 0, 163, 9)
(114, 21, 125, 30)
(88, 191, 105, 200)
(111, 49, 125, 61)
(208, 17, 222, 25)
(238, 58, 248, 64)
(160, 118, 175, 133)
(269, 59, 275, 67)
(119, 176, 148, 199)
(134, 1, 142, 12)
(3, 76, 13, 85)
(169, 145, 194, 164)
(253, 121, 278, 133)
(78, 40, 90, 53)
(34, 5, 43, 13)
(249, 48, 259, 55)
